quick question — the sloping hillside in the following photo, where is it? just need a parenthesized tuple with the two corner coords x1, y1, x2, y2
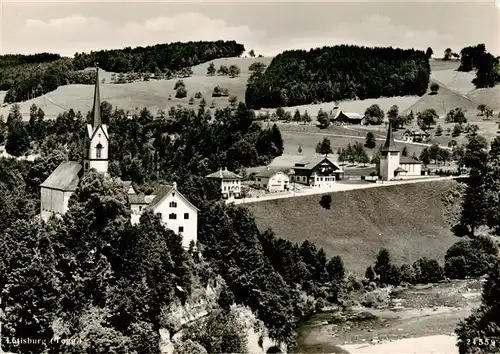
(468, 85, 500, 112)
(403, 79, 478, 118)
(0, 57, 273, 120)
(247, 180, 459, 275)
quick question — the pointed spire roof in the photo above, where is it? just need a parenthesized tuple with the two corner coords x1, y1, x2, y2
(381, 121, 399, 152)
(92, 64, 102, 130)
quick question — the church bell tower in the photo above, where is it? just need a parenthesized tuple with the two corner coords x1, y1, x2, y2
(83, 65, 109, 174)
(379, 121, 400, 181)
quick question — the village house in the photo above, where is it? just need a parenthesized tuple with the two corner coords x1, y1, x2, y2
(255, 168, 290, 192)
(205, 167, 242, 199)
(289, 156, 344, 188)
(402, 128, 429, 143)
(40, 66, 198, 248)
(128, 183, 199, 249)
(330, 106, 364, 125)
(377, 122, 424, 180)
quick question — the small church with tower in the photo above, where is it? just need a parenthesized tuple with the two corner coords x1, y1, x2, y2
(377, 122, 423, 180)
(40, 66, 198, 248)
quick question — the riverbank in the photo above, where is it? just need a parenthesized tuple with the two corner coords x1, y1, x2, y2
(295, 279, 482, 353)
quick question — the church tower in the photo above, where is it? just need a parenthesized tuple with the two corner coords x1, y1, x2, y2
(83, 65, 109, 174)
(379, 122, 400, 181)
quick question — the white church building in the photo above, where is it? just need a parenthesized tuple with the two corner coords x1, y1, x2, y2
(377, 122, 423, 180)
(40, 66, 198, 248)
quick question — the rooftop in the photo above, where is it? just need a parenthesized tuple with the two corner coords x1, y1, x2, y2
(400, 155, 421, 164)
(381, 121, 399, 153)
(206, 168, 242, 179)
(40, 161, 82, 191)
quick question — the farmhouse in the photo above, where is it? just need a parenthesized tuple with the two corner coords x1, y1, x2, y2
(402, 128, 429, 143)
(129, 182, 199, 249)
(255, 169, 290, 192)
(40, 66, 198, 248)
(330, 106, 363, 125)
(290, 156, 344, 188)
(377, 122, 423, 180)
(206, 167, 242, 199)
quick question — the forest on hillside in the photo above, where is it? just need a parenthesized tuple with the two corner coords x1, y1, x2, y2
(245, 45, 431, 109)
(72, 40, 245, 72)
(1, 41, 245, 104)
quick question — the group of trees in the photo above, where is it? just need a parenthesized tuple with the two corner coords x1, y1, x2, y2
(457, 44, 500, 88)
(245, 45, 430, 109)
(419, 144, 451, 166)
(206, 63, 241, 78)
(338, 141, 370, 166)
(2, 41, 245, 104)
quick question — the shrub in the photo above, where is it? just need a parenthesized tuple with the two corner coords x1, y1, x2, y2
(412, 258, 444, 284)
(319, 194, 332, 209)
(174, 79, 185, 90)
(194, 92, 203, 99)
(361, 288, 391, 308)
(399, 264, 415, 284)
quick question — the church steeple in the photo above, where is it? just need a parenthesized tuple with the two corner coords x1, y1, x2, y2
(91, 64, 102, 131)
(83, 63, 109, 175)
(381, 121, 399, 153)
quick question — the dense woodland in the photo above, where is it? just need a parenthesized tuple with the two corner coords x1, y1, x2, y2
(457, 44, 500, 88)
(245, 45, 430, 109)
(1, 41, 245, 104)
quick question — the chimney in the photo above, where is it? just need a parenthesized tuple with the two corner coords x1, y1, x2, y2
(173, 182, 177, 189)
(224, 167, 227, 171)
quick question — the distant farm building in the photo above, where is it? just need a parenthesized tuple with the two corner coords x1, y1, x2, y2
(402, 128, 429, 143)
(330, 106, 364, 124)
(206, 167, 242, 199)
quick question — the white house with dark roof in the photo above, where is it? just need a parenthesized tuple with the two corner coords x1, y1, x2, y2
(129, 182, 199, 249)
(255, 168, 290, 192)
(206, 167, 242, 199)
(377, 122, 423, 180)
(330, 106, 364, 125)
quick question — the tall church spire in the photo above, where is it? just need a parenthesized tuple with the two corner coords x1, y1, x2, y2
(92, 64, 102, 130)
(381, 121, 399, 153)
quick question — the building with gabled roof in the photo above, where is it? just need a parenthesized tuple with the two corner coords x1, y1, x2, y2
(377, 122, 423, 180)
(290, 155, 344, 188)
(255, 168, 290, 192)
(129, 182, 199, 248)
(330, 106, 364, 124)
(206, 167, 242, 199)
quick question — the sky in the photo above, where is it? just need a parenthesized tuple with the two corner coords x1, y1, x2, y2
(0, 0, 499, 57)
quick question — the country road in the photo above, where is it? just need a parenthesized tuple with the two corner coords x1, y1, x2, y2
(228, 175, 465, 205)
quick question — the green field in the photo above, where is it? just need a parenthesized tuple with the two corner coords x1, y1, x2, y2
(246, 180, 459, 275)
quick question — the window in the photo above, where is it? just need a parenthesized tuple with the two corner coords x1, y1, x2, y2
(178, 226, 184, 233)
(139, 206, 142, 211)
(157, 212, 162, 219)
(169, 213, 177, 220)
(257, 178, 261, 182)
(184, 213, 189, 219)
(84, 162, 89, 170)
(96, 143, 103, 158)
(172, 192, 175, 197)
(169, 201, 177, 208)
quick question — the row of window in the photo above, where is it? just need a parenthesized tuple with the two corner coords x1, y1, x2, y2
(155, 212, 189, 220)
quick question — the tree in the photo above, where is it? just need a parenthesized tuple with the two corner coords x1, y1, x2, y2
(446, 108, 467, 124)
(228, 96, 238, 108)
(484, 107, 493, 120)
(364, 132, 376, 149)
(316, 137, 333, 156)
(188, 97, 195, 105)
(401, 146, 408, 157)
(374, 248, 392, 284)
(387, 105, 399, 122)
(358, 150, 370, 166)
(302, 110, 312, 124)
(430, 83, 440, 95)
(228, 65, 241, 78)
(317, 109, 329, 128)
(6, 121, 30, 156)
(365, 266, 376, 282)
(364, 104, 385, 125)
(477, 104, 488, 116)
(412, 258, 444, 284)
(293, 109, 301, 122)
(443, 48, 453, 60)
(248, 62, 266, 74)
(420, 148, 431, 165)
(249, 49, 255, 57)
(174, 79, 185, 90)
(207, 62, 216, 76)
(176, 86, 188, 98)
(426, 47, 434, 58)
(455, 262, 500, 354)
(435, 125, 443, 136)
(417, 109, 438, 130)
(217, 65, 229, 76)
(319, 194, 332, 210)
